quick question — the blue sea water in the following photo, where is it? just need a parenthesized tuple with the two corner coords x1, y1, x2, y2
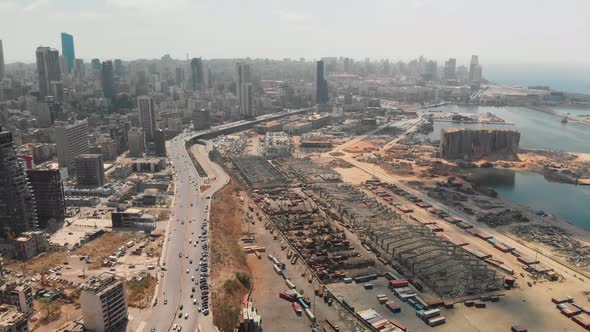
(484, 63, 590, 95)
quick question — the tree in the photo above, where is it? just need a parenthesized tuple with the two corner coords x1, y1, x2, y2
(39, 298, 61, 319)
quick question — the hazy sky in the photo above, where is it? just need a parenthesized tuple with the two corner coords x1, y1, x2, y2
(1, 0, 589, 65)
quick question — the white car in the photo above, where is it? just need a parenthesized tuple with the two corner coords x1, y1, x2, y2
(186, 269, 189, 274)
(184, 313, 189, 319)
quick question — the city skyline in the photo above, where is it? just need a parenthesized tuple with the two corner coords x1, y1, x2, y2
(1, 0, 590, 64)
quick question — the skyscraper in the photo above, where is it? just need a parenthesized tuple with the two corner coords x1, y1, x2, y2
(469, 55, 483, 84)
(35, 47, 61, 99)
(138, 96, 156, 141)
(60, 33, 75, 74)
(153, 128, 166, 157)
(127, 127, 146, 157)
(101, 60, 115, 101)
(0, 128, 37, 238)
(55, 120, 89, 171)
(114, 59, 125, 78)
(236, 63, 254, 118)
(443, 58, 456, 81)
(190, 57, 203, 90)
(316, 61, 329, 104)
(0, 39, 5, 81)
(26, 169, 65, 229)
(74, 154, 105, 187)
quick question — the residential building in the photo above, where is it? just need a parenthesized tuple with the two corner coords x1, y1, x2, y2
(127, 127, 145, 157)
(74, 154, 105, 187)
(55, 120, 89, 171)
(0, 304, 29, 332)
(137, 96, 156, 141)
(60, 33, 75, 74)
(14, 231, 47, 260)
(237, 63, 254, 118)
(101, 60, 115, 101)
(26, 169, 65, 229)
(80, 273, 128, 332)
(0, 128, 36, 238)
(153, 128, 166, 157)
(0, 283, 34, 316)
(74, 59, 85, 80)
(316, 60, 329, 104)
(98, 134, 117, 161)
(35, 47, 61, 100)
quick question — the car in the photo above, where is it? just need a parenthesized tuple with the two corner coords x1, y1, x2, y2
(198, 306, 201, 312)
(178, 312, 182, 318)
(192, 287, 195, 292)
(186, 269, 189, 273)
(164, 299, 167, 305)
(173, 324, 178, 330)
(180, 304, 183, 310)
(185, 313, 189, 319)
(191, 276, 194, 281)
(151, 329, 156, 332)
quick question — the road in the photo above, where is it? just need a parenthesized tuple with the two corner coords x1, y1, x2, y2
(140, 136, 228, 332)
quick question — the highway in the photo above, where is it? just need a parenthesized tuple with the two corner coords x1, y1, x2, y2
(139, 107, 314, 331)
(142, 136, 226, 332)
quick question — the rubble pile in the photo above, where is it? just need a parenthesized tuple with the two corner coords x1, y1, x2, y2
(513, 225, 590, 268)
(476, 209, 529, 227)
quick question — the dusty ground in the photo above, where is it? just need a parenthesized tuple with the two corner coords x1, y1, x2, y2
(6, 248, 68, 275)
(30, 301, 80, 332)
(75, 232, 140, 269)
(210, 178, 251, 332)
(126, 275, 157, 308)
(343, 140, 378, 154)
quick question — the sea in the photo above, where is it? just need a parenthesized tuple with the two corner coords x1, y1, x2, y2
(484, 63, 590, 95)
(423, 105, 590, 231)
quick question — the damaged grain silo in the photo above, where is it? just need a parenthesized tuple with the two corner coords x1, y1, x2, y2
(440, 128, 520, 161)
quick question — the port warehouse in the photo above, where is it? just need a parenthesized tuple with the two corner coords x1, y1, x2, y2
(186, 114, 543, 329)
(221, 153, 523, 329)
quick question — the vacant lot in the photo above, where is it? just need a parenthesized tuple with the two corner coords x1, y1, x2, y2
(75, 232, 139, 269)
(210, 178, 251, 332)
(126, 275, 156, 308)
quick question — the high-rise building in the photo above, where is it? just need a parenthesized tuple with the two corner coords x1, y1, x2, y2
(0, 40, 5, 81)
(236, 63, 254, 118)
(153, 128, 166, 157)
(190, 58, 204, 90)
(192, 109, 210, 130)
(55, 120, 89, 171)
(443, 58, 456, 81)
(98, 133, 117, 161)
(175, 67, 185, 85)
(316, 61, 329, 104)
(101, 60, 115, 101)
(0, 128, 37, 238)
(74, 58, 85, 79)
(469, 55, 482, 84)
(26, 169, 65, 229)
(114, 59, 125, 78)
(137, 96, 156, 141)
(60, 33, 75, 74)
(127, 127, 145, 157)
(35, 47, 61, 99)
(80, 273, 128, 332)
(74, 154, 105, 187)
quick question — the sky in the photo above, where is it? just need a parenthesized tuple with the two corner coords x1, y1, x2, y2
(1, 0, 590, 66)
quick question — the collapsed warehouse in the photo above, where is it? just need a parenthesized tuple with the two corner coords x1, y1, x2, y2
(366, 222, 503, 299)
(235, 155, 503, 298)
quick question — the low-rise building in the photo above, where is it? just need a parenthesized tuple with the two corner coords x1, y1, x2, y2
(0, 304, 29, 332)
(80, 273, 127, 332)
(14, 231, 47, 260)
(111, 209, 156, 230)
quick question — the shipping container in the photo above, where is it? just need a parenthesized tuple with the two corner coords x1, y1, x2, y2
(304, 308, 315, 321)
(386, 301, 401, 313)
(364, 283, 374, 290)
(342, 299, 354, 312)
(286, 279, 296, 289)
(279, 291, 296, 302)
(389, 279, 408, 289)
(384, 272, 398, 280)
(325, 319, 339, 331)
(474, 300, 486, 308)
(389, 319, 407, 331)
(299, 297, 310, 309)
(292, 301, 302, 315)
(273, 264, 282, 274)
(510, 325, 528, 332)
(427, 316, 446, 327)
(552, 296, 573, 304)
(572, 313, 590, 329)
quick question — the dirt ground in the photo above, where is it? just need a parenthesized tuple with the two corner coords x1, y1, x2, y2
(6, 248, 69, 275)
(30, 301, 80, 332)
(209, 178, 251, 332)
(126, 275, 157, 308)
(343, 140, 379, 154)
(75, 232, 139, 269)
